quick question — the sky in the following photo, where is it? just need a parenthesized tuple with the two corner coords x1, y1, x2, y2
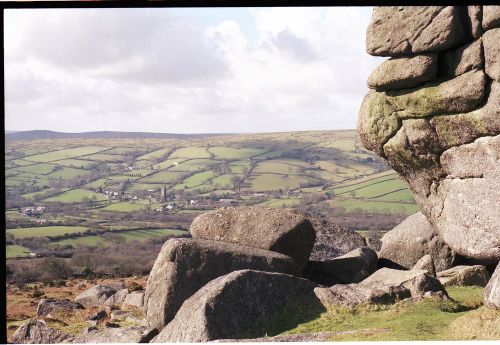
(5, 7, 384, 134)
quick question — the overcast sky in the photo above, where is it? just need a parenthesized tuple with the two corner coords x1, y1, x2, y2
(5, 7, 383, 134)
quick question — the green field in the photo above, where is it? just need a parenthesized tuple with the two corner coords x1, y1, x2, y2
(46, 167, 91, 180)
(6, 245, 31, 258)
(329, 199, 418, 214)
(138, 170, 187, 184)
(169, 159, 216, 172)
(102, 202, 149, 212)
(53, 236, 109, 247)
(23, 146, 108, 162)
(136, 147, 172, 160)
(116, 228, 187, 242)
(170, 146, 210, 159)
(176, 171, 215, 189)
(7, 226, 88, 239)
(253, 161, 300, 175)
(43, 189, 107, 203)
(208, 146, 264, 160)
(81, 153, 129, 162)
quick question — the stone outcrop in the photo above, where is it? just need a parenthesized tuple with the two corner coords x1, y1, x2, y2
(144, 238, 300, 330)
(303, 247, 378, 286)
(359, 6, 500, 262)
(484, 263, 500, 308)
(315, 267, 446, 308)
(70, 326, 157, 343)
(36, 299, 83, 317)
(308, 215, 366, 260)
(75, 285, 118, 309)
(190, 206, 316, 267)
(152, 270, 322, 343)
(437, 265, 491, 287)
(12, 319, 73, 344)
(379, 212, 455, 272)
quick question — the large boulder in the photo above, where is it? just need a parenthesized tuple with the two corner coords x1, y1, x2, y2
(484, 263, 500, 308)
(123, 291, 144, 309)
(11, 319, 73, 344)
(315, 267, 446, 308)
(483, 28, 500, 81)
(379, 212, 456, 272)
(103, 288, 129, 307)
(190, 206, 315, 267)
(152, 270, 323, 343)
(303, 247, 378, 286)
(70, 326, 157, 343)
(483, 6, 500, 31)
(366, 7, 465, 56)
(75, 285, 118, 309)
(308, 215, 366, 261)
(437, 265, 491, 287)
(144, 238, 300, 330)
(359, 6, 500, 263)
(361, 267, 446, 298)
(413, 254, 437, 277)
(368, 54, 438, 90)
(36, 298, 84, 317)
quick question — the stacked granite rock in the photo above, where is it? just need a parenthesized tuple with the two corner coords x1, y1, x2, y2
(358, 5, 500, 308)
(358, 6, 500, 263)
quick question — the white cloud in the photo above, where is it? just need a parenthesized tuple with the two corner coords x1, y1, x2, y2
(5, 7, 383, 133)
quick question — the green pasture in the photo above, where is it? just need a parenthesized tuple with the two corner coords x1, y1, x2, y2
(253, 161, 300, 175)
(208, 146, 265, 160)
(24, 146, 108, 162)
(53, 159, 97, 169)
(136, 147, 172, 160)
(82, 153, 129, 162)
(177, 171, 215, 189)
(170, 146, 211, 159)
(138, 170, 187, 184)
(7, 226, 88, 239)
(6, 245, 31, 258)
(102, 202, 149, 212)
(53, 236, 109, 247)
(46, 167, 91, 180)
(329, 199, 418, 214)
(169, 159, 216, 172)
(116, 228, 187, 242)
(43, 189, 107, 203)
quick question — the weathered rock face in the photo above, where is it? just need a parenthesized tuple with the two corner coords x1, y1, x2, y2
(123, 291, 144, 309)
(366, 7, 466, 56)
(308, 216, 366, 261)
(413, 254, 437, 277)
(190, 206, 316, 267)
(75, 285, 117, 309)
(144, 238, 300, 330)
(103, 288, 129, 307)
(484, 263, 500, 308)
(303, 247, 378, 286)
(152, 270, 323, 343)
(36, 298, 83, 317)
(379, 212, 456, 272)
(315, 267, 446, 308)
(70, 326, 157, 343)
(12, 319, 73, 344)
(359, 6, 500, 262)
(437, 265, 491, 287)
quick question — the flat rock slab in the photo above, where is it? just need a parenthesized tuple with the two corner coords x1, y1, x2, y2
(315, 283, 410, 308)
(37, 298, 84, 317)
(379, 212, 455, 272)
(75, 285, 118, 309)
(304, 247, 378, 286)
(144, 238, 300, 330)
(152, 270, 323, 343)
(70, 326, 157, 343)
(190, 206, 315, 267)
(367, 6, 465, 56)
(368, 54, 438, 90)
(437, 265, 491, 287)
(484, 263, 500, 308)
(12, 319, 73, 344)
(361, 267, 446, 298)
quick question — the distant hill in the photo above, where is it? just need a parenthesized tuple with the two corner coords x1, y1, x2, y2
(5, 130, 233, 141)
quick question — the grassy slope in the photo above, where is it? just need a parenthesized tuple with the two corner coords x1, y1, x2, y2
(7, 226, 88, 238)
(281, 287, 496, 341)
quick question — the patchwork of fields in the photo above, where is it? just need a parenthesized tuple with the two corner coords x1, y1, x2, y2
(5, 130, 417, 257)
